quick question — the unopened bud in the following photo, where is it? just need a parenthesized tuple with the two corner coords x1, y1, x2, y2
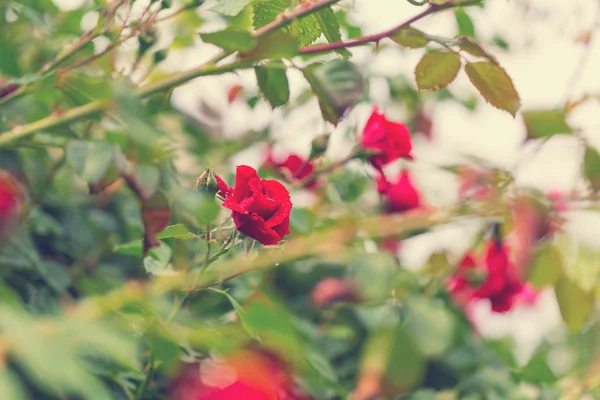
(196, 167, 219, 195)
(308, 133, 330, 160)
(153, 49, 168, 64)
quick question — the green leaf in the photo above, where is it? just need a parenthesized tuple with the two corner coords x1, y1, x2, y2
(555, 275, 593, 333)
(390, 27, 430, 48)
(66, 140, 114, 184)
(156, 224, 197, 240)
(209, 0, 254, 16)
(415, 50, 461, 91)
(253, 0, 322, 47)
(584, 146, 600, 192)
(244, 30, 299, 60)
(210, 288, 262, 341)
(303, 59, 366, 125)
(527, 244, 563, 289)
(143, 242, 172, 275)
(464, 61, 521, 116)
(255, 61, 290, 108)
(403, 296, 456, 357)
(455, 8, 475, 37)
(522, 109, 572, 140)
(314, 6, 351, 58)
(200, 28, 256, 52)
(114, 240, 143, 257)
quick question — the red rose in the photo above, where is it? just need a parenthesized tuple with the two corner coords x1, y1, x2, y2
(376, 170, 421, 213)
(170, 349, 312, 400)
(447, 253, 480, 306)
(360, 107, 413, 170)
(218, 165, 292, 246)
(263, 152, 315, 187)
(0, 171, 25, 240)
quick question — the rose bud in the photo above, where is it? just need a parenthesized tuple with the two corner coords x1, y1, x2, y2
(360, 107, 413, 171)
(376, 170, 421, 214)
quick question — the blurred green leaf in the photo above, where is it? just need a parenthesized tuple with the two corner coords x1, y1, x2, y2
(403, 296, 456, 358)
(457, 37, 497, 63)
(522, 109, 572, 140)
(360, 327, 426, 396)
(66, 141, 114, 184)
(0, 40, 20, 76)
(584, 146, 600, 191)
(465, 61, 521, 116)
(255, 61, 290, 108)
(200, 28, 256, 52)
(519, 343, 556, 384)
(455, 9, 475, 37)
(555, 275, 593, 333)
(143, 241, 172, 275)
(0, 369, 26, 400)
(289, 207, 316, 235)
(415, 50, 461, 91)
(209, 0, 254, 16)
(350, 252, 397, 301)
(210, 288, 262, 341)
(527, 243, 563, 289)
(303, 59, 366, 125)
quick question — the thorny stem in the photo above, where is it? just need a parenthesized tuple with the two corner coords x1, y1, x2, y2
(300, 0, 483, 55)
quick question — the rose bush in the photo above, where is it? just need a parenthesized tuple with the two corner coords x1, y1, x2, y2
(1, 1, 599, 399)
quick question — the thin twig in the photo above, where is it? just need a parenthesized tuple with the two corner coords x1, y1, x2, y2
(300, 0, 483, 55)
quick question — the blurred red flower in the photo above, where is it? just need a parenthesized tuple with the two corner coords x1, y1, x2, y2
(170, 349, 311, 400)
(263, 152, 315, 188)
(0, 171, 25, 240)
(376, 170, 421, 214)
(448, 241, 537, 313)
(360, 107, 413, 170)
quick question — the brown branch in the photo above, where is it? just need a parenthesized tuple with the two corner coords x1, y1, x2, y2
(299, 0, 483, 55)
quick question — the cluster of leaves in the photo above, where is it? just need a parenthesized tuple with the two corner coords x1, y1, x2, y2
(2, 0, 600, 399)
